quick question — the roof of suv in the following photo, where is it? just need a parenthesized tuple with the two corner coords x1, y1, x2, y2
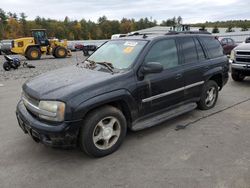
(116, 31, 212, 41)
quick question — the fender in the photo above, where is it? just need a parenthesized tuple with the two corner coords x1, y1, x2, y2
(24, 44, 40, 54)
(72, 89, 138, 122)
(203, 66, 223, 81)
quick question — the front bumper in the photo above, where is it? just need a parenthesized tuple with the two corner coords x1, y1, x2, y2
(16, 101, 82, 148)
(231, 61, 250, 70)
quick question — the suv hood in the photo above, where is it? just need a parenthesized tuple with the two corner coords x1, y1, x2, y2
(234, 43, 250, 51)
(23, 65, 114, 100)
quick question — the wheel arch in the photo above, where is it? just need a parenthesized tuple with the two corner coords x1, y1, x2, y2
(204, 66, 223, 90)
(208, 73, 223, 90)
(73, 90, 138, 129)
(25, 44, 41, 54)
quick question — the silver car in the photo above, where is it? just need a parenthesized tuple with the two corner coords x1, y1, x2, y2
(0, 39, 13, 55)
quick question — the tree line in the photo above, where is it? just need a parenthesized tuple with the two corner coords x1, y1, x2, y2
(0, 8, 250, 40)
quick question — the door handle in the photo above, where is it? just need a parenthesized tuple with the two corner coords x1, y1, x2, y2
(176, 73, 183, 79)
(204, 66, 210, 70)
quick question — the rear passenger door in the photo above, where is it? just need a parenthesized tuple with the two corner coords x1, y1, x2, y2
(177, 36, 207, 100)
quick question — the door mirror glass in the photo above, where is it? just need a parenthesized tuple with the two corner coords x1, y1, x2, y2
(141, 62, 163, 74)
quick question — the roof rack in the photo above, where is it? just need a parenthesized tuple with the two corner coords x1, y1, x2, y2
(166, 31, 211, 35)
(126, 30, 211, 38)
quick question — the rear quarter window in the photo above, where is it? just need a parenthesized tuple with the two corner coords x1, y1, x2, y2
(200, 36, 224, 58)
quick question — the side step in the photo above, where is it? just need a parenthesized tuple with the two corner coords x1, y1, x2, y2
(131, 103, 197, 131)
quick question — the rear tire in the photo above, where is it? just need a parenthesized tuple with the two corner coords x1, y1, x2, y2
(79, 106, 127, 157)
(198, 80, 219, 110)
(26, 47, 41, 60)
(54, 46, 67, 58)
(3, 62, 11, 71)
(231, 69, 245, 82)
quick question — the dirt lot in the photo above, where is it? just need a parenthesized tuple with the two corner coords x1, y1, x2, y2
(0, 53, 250, 188)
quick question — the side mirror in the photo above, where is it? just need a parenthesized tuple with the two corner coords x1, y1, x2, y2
(141, 62, 163, 74)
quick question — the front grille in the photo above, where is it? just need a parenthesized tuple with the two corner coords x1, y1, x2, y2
(236, 51, 250, 56)
(236, 58, 250, 63)
(23, 92, 39, 106)
(22, 92, 40, 117)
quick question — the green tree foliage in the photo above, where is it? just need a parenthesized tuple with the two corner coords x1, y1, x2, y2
(0, 9, 158, 40)
(212, 25, 219, 33)
(160, 16, 178, 26)
(226, 24, 235, 32)
(0, 8, 250, 40)
(192, 20, 250, 29)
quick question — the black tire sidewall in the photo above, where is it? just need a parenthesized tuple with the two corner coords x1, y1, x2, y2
(231, 69, 245, 81)
(79, 106, 127, 157)
(54, 47, 67, 58)
(198, 80, 219, 110)
(3, 62, 11, 71)
(26, 47, 41, 60)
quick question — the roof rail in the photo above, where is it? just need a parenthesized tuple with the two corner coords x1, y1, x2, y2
(166, 31, 211, 35)
(126, 30, 211, 38)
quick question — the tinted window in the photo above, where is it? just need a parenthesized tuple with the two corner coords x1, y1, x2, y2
(221, 38, 227, 45)
(194, 38, 206, 60)
(180, 37, 198, 63)
(200, 36, 224, 58)
(144, 39, 179, 69)
(227, 38, 234, 45)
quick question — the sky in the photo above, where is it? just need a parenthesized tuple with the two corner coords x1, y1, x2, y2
(1, 0, 250, 23)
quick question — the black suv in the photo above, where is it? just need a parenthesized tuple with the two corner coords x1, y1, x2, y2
(16, 32, 229, 157)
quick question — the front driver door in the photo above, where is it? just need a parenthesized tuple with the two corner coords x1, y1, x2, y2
(139, 38, 185, 114)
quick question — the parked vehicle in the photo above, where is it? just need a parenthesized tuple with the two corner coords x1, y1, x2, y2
(111, 34, 127, 39)
(0, 40, 13, 55)
(245, 37, 250, 43)
(16, 31, 229, 157)
(75, 44, 98, 56)
(67, 42, 76, 52)
(230, 42, 250, 81)
(218, 37, 237, 55)
(11, 29, 71, 60)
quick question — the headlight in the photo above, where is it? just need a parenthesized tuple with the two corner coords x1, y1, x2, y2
(38, 101, 65, 122)
(230, 50, 235, 61)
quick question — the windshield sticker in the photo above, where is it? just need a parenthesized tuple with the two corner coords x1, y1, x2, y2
(123, 46, 134, 54)
(124, 41, 138, 47)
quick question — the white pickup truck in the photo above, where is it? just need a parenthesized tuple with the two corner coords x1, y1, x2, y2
(230, 40, 250, 81)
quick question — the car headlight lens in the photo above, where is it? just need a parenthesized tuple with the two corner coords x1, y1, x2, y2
(38, 101, 65, 122)
(230, 50, 235, 61)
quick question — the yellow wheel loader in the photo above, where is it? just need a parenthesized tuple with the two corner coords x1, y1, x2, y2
(11, 29, 71, 60)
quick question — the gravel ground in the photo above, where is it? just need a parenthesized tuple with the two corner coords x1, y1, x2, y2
(0, 51, 85, 81)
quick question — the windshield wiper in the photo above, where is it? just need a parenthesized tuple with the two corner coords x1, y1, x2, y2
(83, 59, 115, 73)
(96, 61, 114, 73)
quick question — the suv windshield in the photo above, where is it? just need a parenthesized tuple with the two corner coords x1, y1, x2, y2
(87, 40, 147, 69)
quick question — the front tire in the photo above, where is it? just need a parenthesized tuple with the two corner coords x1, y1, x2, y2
(79, 106, 127, 157)
(231, 69, 245, 82)
(198, 80, 219, 110)
(26, 47, 41, 60)
(3, 62, 11, 71)
(54, 46, 67, 58)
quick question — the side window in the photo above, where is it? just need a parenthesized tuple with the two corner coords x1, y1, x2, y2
(144, 39, 179, 69)
(221, 38, 227, 45)
(194, 38, 206, 60)
(180, 37, 198, 63)
(200, 36, 224, 58)
(227, 38, 234, 45)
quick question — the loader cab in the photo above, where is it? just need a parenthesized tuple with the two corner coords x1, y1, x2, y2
(31, 29, 50, 46)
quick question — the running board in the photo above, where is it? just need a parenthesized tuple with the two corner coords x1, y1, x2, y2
(131, 103, 197, 131)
